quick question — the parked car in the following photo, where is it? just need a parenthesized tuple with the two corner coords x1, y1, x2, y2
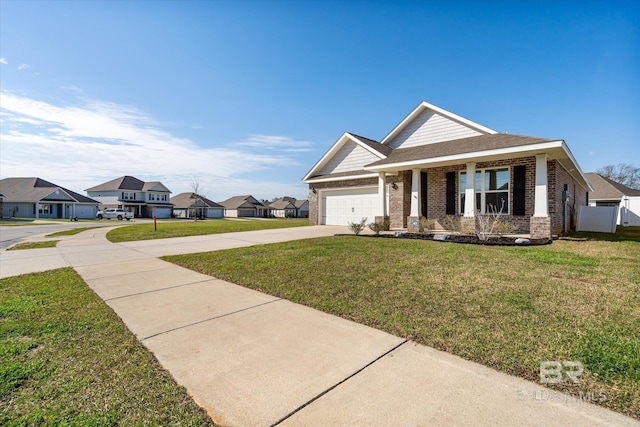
(96, 208, 134, 220)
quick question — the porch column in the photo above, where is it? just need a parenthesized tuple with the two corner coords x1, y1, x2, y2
(410, 168, 422, 217)
(534, 154, 548, 217)
(378, 172, 387, 217)
(464, 162, 476, 217)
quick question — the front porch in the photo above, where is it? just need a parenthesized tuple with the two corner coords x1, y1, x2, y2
(372, 155, 552, 239)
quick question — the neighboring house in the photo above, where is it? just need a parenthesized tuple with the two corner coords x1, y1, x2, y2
(0, 191, 5, 218)
(271, 196, 309, 218)
(220, 195, 270, 217)
(86, 175, 173, 218)
(171, 192, 224, 219)
(0, 177, 99, 219)
(586, 173, 640, 226)
(269, 198, 297, 218)
(294, 199, 309, 218)
(303, 101, 593, 238)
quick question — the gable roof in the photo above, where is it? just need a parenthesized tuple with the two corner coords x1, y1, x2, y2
(0, 177, 99, 204)
(269, 199, 296, 210)
(170, 192, 223, 209)
(86, 176, 171, 193)
(380, 100, 498, 146)
(294, 199, 308, 209)
(220, 195, 266, 210)
(302, 132, 390, 182)
(586, 173, 640, 200)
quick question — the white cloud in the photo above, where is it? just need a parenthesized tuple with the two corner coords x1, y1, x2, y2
(0, 91, 312, 200)
(236, 134, 315, 152)
(0, 58, 7, 65)
(17, 63, 30, 71)
(60, 85, 82, 92)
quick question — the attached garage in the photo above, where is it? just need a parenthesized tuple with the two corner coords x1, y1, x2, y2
(320, 187, 378, 225)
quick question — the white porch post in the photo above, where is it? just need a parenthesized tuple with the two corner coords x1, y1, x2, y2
(534, 154, 548, 217)
(410, 168, 422, 217)
(464, 162, 476, 217)
(378, 172, 387, 217)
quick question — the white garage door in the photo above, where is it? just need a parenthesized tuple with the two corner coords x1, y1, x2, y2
(321, 187, 378, 225)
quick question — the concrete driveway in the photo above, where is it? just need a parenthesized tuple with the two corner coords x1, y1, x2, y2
(1, 226, 637, 426)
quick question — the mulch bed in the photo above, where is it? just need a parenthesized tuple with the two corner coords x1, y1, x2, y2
(337, 233, 551, 246)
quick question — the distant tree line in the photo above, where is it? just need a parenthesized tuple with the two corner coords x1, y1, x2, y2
(596, 163, 640, 190)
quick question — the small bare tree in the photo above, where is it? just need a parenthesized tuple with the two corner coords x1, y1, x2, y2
(475, 199, 510, 241)
(190, 179, 205, 221)
(348, 217, 368, 235)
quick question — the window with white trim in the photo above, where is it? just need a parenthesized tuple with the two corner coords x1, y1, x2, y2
(459, 168, 509, 214)
(122, 192, 136, 200)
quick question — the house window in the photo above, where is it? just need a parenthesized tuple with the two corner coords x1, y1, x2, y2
(38, 203, 51, 214)
(122, 192, 135, 200)
(459, 168, 510, 214)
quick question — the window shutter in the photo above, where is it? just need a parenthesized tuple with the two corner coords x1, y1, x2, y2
(446, 172, 456, 215)
(513, 165, 526, 216)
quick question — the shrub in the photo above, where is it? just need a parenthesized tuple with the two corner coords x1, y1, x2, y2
(441, 215, 462, 233)
(348, 217, 368, 235)
(368, 217, 390, 235)
(419, 218, 437, 234)
(475, 201, 510, 241)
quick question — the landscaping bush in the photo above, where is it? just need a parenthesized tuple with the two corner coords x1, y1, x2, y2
(419, 217, 437, 234)
(368, 217, 390, 235)
(347, 217, 368, 235)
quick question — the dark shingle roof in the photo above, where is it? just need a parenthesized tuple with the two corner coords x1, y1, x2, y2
(586, 173, 640, 200)
(86, 175, 145, 191)
(170, 192, 223, 209)
(348, 133, 393, 156)
(0, 177, 98, 204)
(366, 134, 556, 167)
(220, 195, 266, 210)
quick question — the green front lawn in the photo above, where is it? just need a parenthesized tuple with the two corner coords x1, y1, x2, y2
(47, 226, 103, 237)
(106, 218, 309, 242)
(165, 227, 640, 419)
(0, 268, 215, 426)
(7, 241, 59, 251)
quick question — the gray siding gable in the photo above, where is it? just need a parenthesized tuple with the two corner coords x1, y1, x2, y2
(386, 109, 485, 150)
(318, 140, 382, 175)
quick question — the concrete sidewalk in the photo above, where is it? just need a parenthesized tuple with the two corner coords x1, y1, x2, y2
(1, 227, 638, 426)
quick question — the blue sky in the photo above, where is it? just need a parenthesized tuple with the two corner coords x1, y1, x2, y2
(1, 0, 638, 201)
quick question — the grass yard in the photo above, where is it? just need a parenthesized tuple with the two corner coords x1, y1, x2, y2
(165, 227, 640, 419)
(46, 226, 103, 237)
(7, 241, 59, 251)
(0, 268, 215, 426)
(106, 218, 309, 243)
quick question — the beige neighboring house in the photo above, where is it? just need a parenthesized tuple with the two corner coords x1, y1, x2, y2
(303, 100, 593, 238)
(86, 175, 173, 218)
(586, 172, 640, 226)
(0, 177, 99, 219)
(220, 195, 270, 217)
(270, 197, 309, 218)
(0, 191, 5, 217)
(171, 192, 224, 219)
(269, 198, 297, 218)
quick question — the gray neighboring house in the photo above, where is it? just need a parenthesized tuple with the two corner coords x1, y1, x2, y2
(86, 175, 173, 218)
(294, 198, 309, 218)
(0, 177, 99, 219)
(270, 197, 309, 218)
(171, 192, 224, 219)
(586, 172, 640, 226)
(220, 195, 270, 217)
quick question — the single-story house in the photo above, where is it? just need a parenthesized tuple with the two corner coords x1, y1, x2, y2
(171, 192, 224, 219)
(0, 177, 100, 219)
(271, 197, 309, 218)
(86, 175, 173, 218)
(303, 101, 592, 238)
(220, 195, 270, 217)
(269, 198, 297, 218)
(586, 172, 640, 226)
(0, 191, 5, 217)
(294, 198, 309, 218)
